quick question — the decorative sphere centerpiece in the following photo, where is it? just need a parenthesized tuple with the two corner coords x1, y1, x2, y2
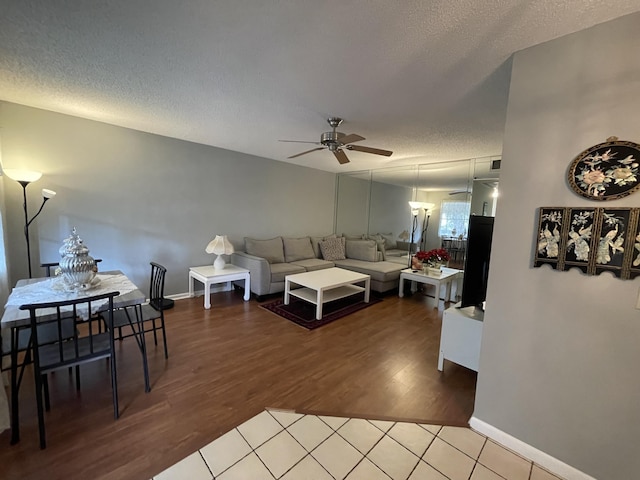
(58, 227, 98, 290)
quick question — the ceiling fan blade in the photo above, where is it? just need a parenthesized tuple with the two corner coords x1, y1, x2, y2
(333, 149, 350, 165)
(279, 140, 321, 145)
(287, 147, 325, 159)
(346, 144, 393, 157)
(339, 134, 365, 145)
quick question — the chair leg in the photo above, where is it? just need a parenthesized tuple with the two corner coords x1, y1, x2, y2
(109, 353, 119, 419)
(33, 368, 47, 449)
(43, 374, 51, 412)
(161, 318, 168, 359)
(152, 318, 158, 346)
(75, 365, 81, 391)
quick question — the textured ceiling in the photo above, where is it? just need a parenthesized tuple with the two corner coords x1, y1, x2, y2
(1, 1, 638, 174)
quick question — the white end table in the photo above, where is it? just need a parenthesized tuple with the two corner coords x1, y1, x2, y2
(189, 265, 250, 309)
(398, 267, 461, 302)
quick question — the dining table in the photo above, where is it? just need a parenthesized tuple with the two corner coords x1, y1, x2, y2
(1, 270, 148, 445)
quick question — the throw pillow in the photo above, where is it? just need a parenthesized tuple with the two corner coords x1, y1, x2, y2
(379, 233, 397, 250)
(311, 234, 336, 258)
(283, 237, 315, 262)
(319, 237, 346, 261)
(345, 239, 379, 262)
(244, 237, 285, 264)
(342, 233, 366, 241)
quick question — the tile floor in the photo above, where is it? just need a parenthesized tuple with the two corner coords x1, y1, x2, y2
(153, 409, 564, 480)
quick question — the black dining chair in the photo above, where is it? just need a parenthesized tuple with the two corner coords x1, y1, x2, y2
(112, 262, 169, 359)
(1, 317, 77, 415)
(19, 291, 120, 449)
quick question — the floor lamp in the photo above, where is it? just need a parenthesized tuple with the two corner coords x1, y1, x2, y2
(408, 206, 419, 267)
(4, 169, 56, 278)
(418, 203, 435, 251)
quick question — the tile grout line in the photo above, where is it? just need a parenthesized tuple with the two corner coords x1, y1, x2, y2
(266, 410, 337, 480)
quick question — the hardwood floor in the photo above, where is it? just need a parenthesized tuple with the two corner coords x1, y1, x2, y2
(0, 288, 477, 480)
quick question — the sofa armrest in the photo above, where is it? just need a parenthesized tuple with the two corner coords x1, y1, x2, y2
(231, 251, 271, 296)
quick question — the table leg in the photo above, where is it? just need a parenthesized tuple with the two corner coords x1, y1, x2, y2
(284, 279, 291, 305)
(316, 289, 323, 320)
(132, 305, 151, 392)
(445, 280, 453, 303)
(410, 280, 418, 294)
(10, 327, 19, 444)
(399, 276, 405, 298)
(243, 274, 250, 301)
(364, 278, 370, 303)
(204, 281, 211, 309)
(189, 273, 194, 298)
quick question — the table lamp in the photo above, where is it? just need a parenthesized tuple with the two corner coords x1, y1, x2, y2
(206, 235, 235, 270)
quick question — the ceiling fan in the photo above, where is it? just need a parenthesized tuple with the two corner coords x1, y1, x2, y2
(280, 117, 393, 164)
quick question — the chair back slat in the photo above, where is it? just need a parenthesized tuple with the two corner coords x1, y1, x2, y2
(149, 262, 167, 311)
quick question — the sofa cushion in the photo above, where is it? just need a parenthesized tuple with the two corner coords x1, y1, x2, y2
(334, 259, 404, 283)
(346, 239, 379, 262)
(320, 237, 346, 261)
(290, 258, 335, 271)
(366, 235, 387, 260)
(283, 237, 315, 262)
(379, 232, 397, 249)
(245, 236, 284, 264)
(270, 262, 305, 283)
(310, 234, 336, 258)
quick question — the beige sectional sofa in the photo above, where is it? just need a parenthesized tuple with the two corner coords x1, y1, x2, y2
(231, 234, 413, 299)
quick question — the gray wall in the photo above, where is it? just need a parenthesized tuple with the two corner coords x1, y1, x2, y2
(0, 102, 336, 297)
(474, 13, 640, 480)
(335, 173, 370, 236)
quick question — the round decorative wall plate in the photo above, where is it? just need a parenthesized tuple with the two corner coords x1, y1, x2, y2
(567, 137, 640, 200)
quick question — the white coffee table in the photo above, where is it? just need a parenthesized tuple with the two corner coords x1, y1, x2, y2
(398, 267, 462, 302)
(189, 264, 250, 309)
(284, 268, 370, 320)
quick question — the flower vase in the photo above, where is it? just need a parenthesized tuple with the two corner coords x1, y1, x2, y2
(425, 263, 443, 276)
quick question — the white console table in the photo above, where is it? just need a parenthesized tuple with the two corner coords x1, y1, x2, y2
(438, 302, 483, 372)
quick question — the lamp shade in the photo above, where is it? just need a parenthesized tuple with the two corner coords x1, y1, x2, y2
(3, 169, 42, 184)
(42, 188, 56, 199)
(206, 235, 234, 255)
(421, 202, 435, 214)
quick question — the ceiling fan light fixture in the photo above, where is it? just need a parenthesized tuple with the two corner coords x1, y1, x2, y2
(281, 117, 392, 165)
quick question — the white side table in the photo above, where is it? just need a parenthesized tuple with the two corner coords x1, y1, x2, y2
(189, 265, 250, 309)
(398, 267, 461, 302)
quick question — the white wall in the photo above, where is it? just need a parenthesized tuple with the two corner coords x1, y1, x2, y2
(474, 13, 640, 480)
(0, 102, 336, 296)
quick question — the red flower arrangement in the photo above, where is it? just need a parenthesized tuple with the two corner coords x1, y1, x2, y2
(415, 248, 451, 266)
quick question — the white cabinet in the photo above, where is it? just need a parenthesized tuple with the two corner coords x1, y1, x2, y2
(438, 303, 483, 372)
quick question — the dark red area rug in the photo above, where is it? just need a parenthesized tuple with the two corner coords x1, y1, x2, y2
(260, 292, 381, 330)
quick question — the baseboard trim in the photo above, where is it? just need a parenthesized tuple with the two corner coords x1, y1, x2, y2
(469, 417, 596, 480)
(167, 284, 233, 301)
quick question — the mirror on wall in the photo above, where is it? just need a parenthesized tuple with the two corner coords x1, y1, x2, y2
(335, 156, 500, 267)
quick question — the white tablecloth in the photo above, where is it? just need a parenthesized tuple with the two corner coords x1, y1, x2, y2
(4, 274, 138, 321)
